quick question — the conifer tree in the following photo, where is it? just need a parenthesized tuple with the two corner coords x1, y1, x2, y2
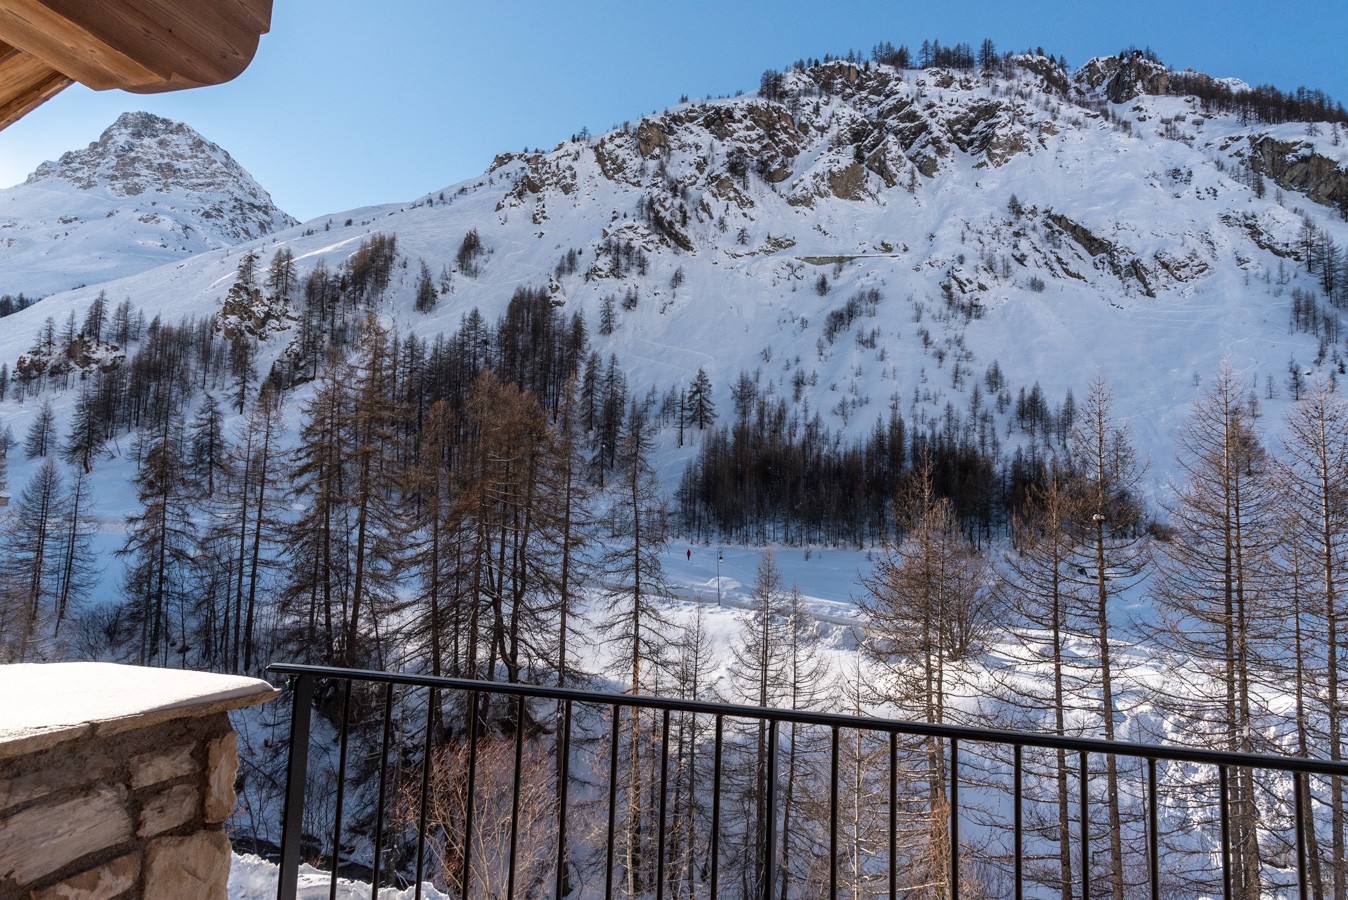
(996, 459, 1087, 898)
(61, 378, 109, 474)
(861, 458, 990, 900)
(1066, 374, 1146, 900)
(660, 604, 720, 898)
(1150, 364, 1275, 900)
(599, 400, 671, 897)
(0, 458, 66, 660)
(280, 354, 354, 664)
(50, 464, 96, 639)
(187, 392, 226, 497)
(401, 398, 460, 677)
(23, 398, 56, 459)
(1278, 379, 1348, 897)
(726, 549, 792, 898)
(687, 367, 716, 430)
(119, 413, 199, 667)
(341, 320, 406, 668)
(415, 259, 437, 313)
(215, 383, 284, 673)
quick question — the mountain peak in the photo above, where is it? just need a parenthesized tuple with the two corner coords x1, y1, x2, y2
(1, 112, 297, 297)
(27, 111, 287, 214)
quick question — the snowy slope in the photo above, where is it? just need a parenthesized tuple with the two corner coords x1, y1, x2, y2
(0, 112, 296, 300)
(1, 51, 1346, 523)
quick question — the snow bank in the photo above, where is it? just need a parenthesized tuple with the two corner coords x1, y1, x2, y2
(229, 853, 451, 900)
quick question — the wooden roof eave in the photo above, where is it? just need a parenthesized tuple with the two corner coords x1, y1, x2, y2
(0, 0, 272, 130)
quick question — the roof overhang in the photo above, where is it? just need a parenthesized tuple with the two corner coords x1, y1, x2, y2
(0, 0, 273, 130)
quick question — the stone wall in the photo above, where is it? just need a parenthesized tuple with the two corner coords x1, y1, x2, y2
(0, 664, 275, 900)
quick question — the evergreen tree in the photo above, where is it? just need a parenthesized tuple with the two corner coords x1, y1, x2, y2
(0, 458, 66, 660)
(23, 398, 56, 459)
(212, 383, 284, 673)
(119, 413, 199, 667)
(61, 379, 107, 473)
(50, 464, 97, 638)
(187, 392, 226, 497)
(415, 258, 437, 313)
(687, 367, 716, 430)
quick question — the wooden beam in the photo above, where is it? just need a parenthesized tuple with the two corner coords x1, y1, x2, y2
(0, 0, 272, 91)
(0, 39, 71, 130)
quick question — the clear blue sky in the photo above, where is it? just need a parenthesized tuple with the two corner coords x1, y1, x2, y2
(1, 0, 1344, 222)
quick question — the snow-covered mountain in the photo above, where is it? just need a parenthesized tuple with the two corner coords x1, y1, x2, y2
(2, 49, 1348, 503)
(0, 111, 296, 300)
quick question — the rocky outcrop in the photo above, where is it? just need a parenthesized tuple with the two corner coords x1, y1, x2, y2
(14, 335, 124, 384)
(1012, 54, 1071, 97)
(1246, 135, 1348, 213)
(217, 281, 295, 340)
(1221, 211, 1304, 260)
(1075, 52, 1169, 103)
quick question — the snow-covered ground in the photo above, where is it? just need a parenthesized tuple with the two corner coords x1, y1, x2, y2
(229, 853, 450, 900)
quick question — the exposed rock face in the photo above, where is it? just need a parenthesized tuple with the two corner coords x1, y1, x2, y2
(1075, 52, 1170, 102)
(1012, 54, 1071, 96)
(1247, 135, 1348, 213)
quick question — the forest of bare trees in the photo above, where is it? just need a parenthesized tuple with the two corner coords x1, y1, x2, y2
(4, 237, 1348, 896)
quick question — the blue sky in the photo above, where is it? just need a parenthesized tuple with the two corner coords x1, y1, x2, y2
(1, 0, 1344, 221)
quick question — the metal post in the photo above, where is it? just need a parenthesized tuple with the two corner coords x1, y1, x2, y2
(277, 674, 314, 900)
(717, 548, 723, 607)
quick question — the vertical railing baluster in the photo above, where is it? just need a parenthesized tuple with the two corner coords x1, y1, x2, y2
(763, 718, 779, 900)
(328, 680, 352, 900)
(555, 699, 572, 900)
(370, 683, 394, 900)
(890, 732, 898, 900)
(1148, 757, 1159, 900)
(1219, 765, 1232, 900)
(277, 674, 313, 900)
(711, 714, 724, 900)
(507, 694, 525, 900)
(459, 691, 480, 900)
(831, 726, 840, 900)
(1014, 743, 1023, 900)
(414, 687, 436, 900)
(656, 708, 671, 900)
(1295, 770, 1308, 900)
(1079, 750, 1089, 900)
(605, 706, 620, 900)
(950, 738, 960, 900)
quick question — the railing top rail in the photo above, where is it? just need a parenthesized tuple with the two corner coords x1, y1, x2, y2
(266, 661, 1348, 777)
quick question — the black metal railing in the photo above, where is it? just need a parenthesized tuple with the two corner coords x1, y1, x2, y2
(267, 662, 1348, 900)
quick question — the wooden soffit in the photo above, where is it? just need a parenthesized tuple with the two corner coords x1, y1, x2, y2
(0, 0, 273, 130)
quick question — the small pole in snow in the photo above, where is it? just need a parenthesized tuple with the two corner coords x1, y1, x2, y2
(716, 548, 723, 608)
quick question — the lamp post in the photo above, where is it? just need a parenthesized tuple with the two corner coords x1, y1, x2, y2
(716, 548, 723, 608)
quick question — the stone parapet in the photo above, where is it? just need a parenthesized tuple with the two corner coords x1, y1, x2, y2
(0, 663, 276, 899)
